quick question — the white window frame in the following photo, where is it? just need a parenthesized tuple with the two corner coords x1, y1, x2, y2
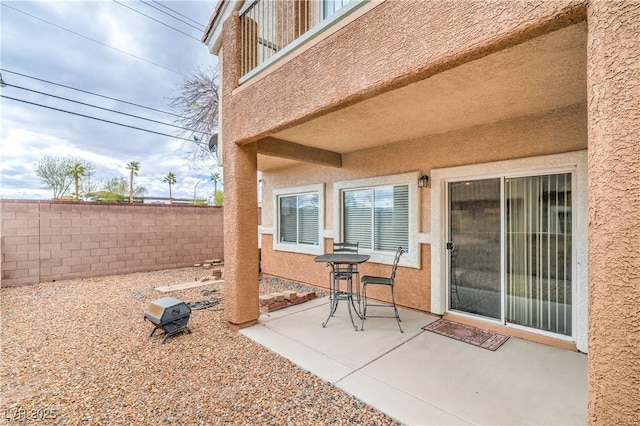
(273, 183, 324, 255)
(430, 151, 588, 352)
(321, 0, 352, 20)
(334, 172, 421, 268)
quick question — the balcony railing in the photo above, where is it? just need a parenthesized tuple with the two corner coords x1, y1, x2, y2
(239, 0, 364, 83)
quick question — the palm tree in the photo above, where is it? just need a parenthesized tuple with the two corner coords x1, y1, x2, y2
(163, 172, 177, 204)
(210, 172, 221, 197)
(67, 162, 86, 200)
(125, 161, 140, 203)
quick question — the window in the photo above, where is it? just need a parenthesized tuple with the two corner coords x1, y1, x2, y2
(342, 185, 409, 253)
(322, 0, 352, 19)
(273, 183, 324, 255)
(334, 172, 419, 267)
(278, 192, 319, 246)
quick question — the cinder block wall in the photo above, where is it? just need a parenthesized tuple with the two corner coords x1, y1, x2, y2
(1, 200, 224, 287)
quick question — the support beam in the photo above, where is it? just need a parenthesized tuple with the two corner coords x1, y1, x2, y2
(221, 12, 260, 330)
(256, 137, 342, 168)
(587, 1, 640, 424)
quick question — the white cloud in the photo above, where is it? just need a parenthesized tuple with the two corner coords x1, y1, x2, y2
(0, 0, 219, 201)
(96, 5, 147, 58)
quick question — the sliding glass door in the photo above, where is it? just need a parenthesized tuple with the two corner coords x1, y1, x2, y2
(448, 173, 573, 337)
(448, 179, 501, 319)
(505, 174, 572, 336)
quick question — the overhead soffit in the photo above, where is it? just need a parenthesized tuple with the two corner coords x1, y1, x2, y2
(267, 22, 587, 160)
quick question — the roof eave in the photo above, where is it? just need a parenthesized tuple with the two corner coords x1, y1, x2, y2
(202, 0, 244, 55)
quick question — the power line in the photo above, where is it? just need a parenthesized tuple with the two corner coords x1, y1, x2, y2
(150, 0, 207, 28)
(1, 95, 204, 143)
(1, 68, 188, 120)
(1, 3, 186, 77)
(139, 0, 205, 32)
(5, 83, 200, 133)
(112, 0, 201, 42)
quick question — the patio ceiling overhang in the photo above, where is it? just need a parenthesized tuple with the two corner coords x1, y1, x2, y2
(254, 22, 587, 171)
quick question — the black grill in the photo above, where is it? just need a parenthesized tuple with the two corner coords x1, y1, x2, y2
(144, 297, 192, 344)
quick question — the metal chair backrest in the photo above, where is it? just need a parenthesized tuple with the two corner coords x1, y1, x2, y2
(333, 242, 359, 253)
(389, 247, 405, 281)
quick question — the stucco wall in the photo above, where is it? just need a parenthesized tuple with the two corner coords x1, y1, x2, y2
(225, 0, 586, 144)
(219, 13, 261, 329)
(263, 104, 586, 237)
(0, 200, 224, 286)
(261, 235, 432, 311)
(260, 103, 587, 312)
(586, 1, 640, 423)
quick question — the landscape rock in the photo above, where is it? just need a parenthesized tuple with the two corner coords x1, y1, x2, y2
(1, 269, 392, 424)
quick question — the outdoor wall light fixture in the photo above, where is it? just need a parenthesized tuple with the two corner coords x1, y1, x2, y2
(418, 175, 430, 187)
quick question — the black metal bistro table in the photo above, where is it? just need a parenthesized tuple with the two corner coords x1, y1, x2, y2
(314, 253, 370, 331)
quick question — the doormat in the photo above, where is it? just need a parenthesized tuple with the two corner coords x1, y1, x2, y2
(422, 319, 509, 351)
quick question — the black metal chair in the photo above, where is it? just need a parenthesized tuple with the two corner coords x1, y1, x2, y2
(360, 246, 405, 332)
(333, 242, 360, 282)
(332, 242, 360, 310)
(333, 242, 359, 253)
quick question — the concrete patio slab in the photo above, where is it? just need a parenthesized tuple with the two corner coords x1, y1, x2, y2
(241, 296, 587, 425)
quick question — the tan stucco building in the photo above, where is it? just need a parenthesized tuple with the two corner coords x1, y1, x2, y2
(203, 1, 639, 423)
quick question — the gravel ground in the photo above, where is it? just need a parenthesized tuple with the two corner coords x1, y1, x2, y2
(0, 267, 397, 425)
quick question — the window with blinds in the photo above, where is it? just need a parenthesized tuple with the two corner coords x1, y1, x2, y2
(279, 192, 319, 246)
(343, 185, 408, 253)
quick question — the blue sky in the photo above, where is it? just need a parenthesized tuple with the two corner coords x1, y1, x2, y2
(0, 0, 219, 201)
